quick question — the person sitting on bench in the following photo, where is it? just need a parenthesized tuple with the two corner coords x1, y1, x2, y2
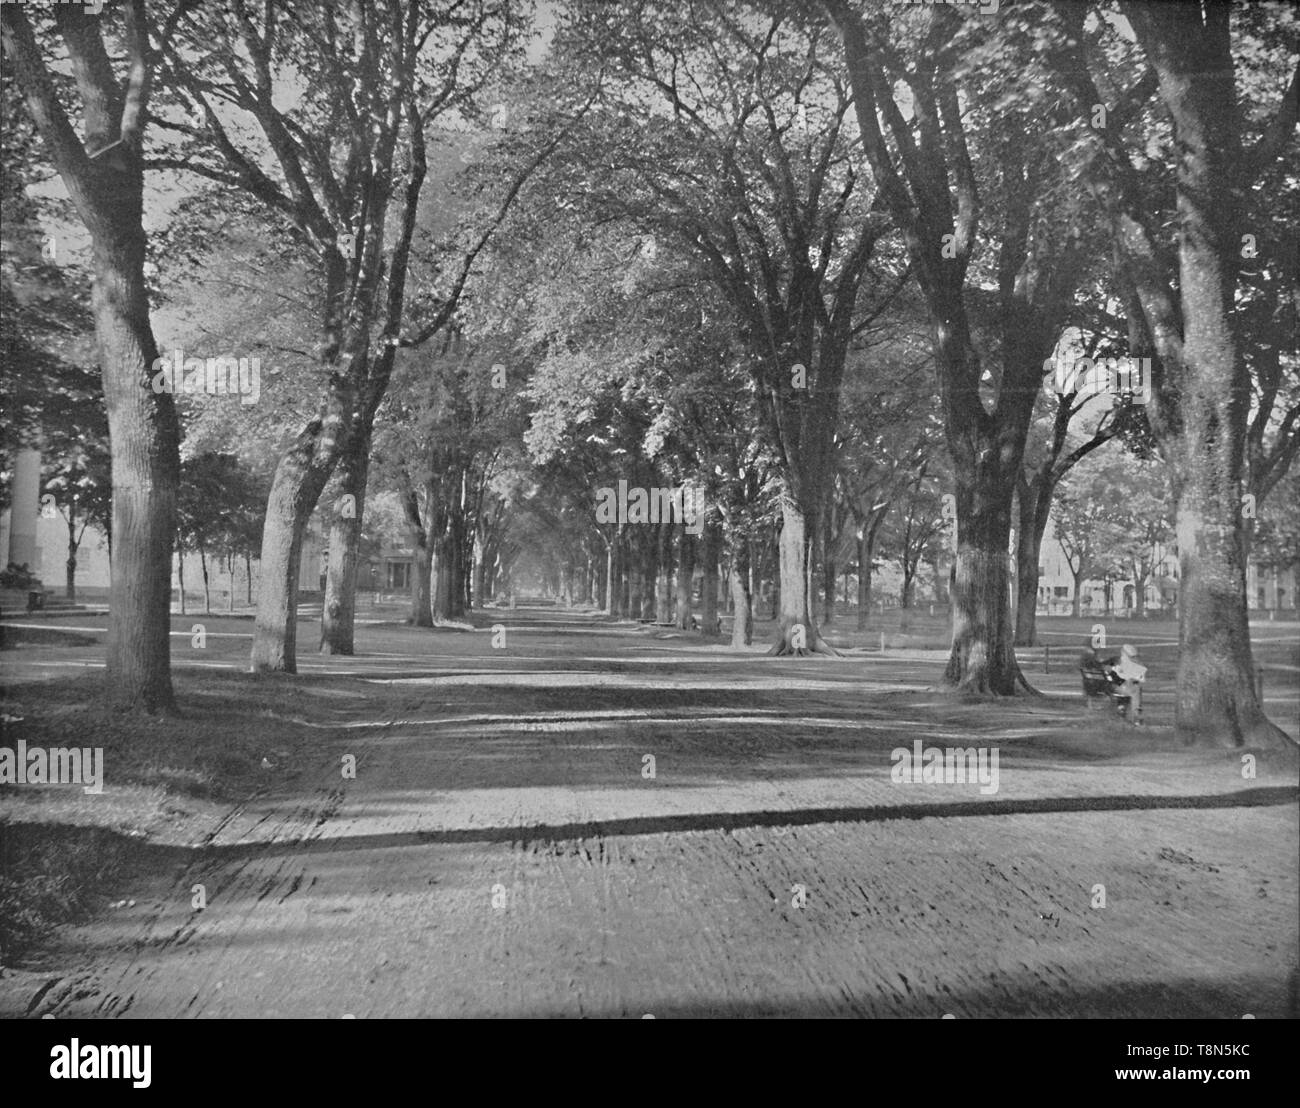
(1079, 644, 1125, 713)
(1113, 643, 1147, 725)
(689, 612, 722, 634)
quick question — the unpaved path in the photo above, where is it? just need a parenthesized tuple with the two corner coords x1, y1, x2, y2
(5, 609, 1297, 1018)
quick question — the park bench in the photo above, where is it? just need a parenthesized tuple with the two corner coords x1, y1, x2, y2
(1079, 654, 1131, 717)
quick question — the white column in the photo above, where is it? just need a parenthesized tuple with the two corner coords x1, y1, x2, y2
(8, 448, 41, 570)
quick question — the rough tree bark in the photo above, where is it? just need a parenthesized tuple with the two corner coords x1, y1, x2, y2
(700, 516, 722, 638)
(769, 495, 836, 655)
(728, 534, 753, 647)
(1058, 0, 1297, 745)
(674, 525, 695, 630)
(826, 0, 1082, 694)
(251, 401, 349, 671)
(321, 426, 370, 654)
(3, 2, 180, 710)
(655, 518, 673, 624)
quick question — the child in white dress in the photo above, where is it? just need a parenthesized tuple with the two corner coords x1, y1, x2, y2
(1114, 643, 1147, 725)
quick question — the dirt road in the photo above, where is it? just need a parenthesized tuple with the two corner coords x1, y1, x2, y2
(4, 609, 1297, 1018)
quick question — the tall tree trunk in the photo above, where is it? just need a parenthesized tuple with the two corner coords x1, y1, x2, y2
(244, 552, 253, 606)
(250, 412, 344, 672)
(655, 519, 673, 624)
(199, 544, 211, 614)
(1014, 488, 1052, 647)
(65, 531, 77, 602)
(770, 495, 833, 655)
(604, 537, 615, 615)
(628, 558, 643, 620)
(321, 428, 371, 654)
(433, 532, 458, 621)
(447, 502, 466, 619)
(728, 534, 753, 647)
(701, 517, 721, 638)
(821, 510, 835, 625)
(3, 5, 181, 711)
(1173, 482, 1275, 745)
(640, 530, 657, 620)
(1014, 556, 1039, 647)
(856, 531, 871, 631)
(176, 539, 186, 616)
(674, 525, 695, 630)
(411, 537, 432, 627)
(1056, 1, 1290, 746)
(94, 212, 181, 708)
(944, 476, 1024, 694)
(472, 543, 487, 609)
(618, 537, 631, 617)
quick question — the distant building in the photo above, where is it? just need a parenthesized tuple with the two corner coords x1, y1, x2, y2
(1032, 512, 1295, 615)
(0, 448, 323, 607)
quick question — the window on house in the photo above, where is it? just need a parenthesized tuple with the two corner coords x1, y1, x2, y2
(387, 562, 411, 590)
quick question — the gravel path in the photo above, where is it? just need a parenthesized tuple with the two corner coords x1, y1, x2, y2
(5, 609, 1297, 1018)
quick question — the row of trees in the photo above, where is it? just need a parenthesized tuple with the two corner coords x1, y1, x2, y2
(3, 1, 1295, 748)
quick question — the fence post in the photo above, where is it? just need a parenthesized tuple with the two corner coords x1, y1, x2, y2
(1044, 644, 1050, 674)
(880, 631, 886, 654)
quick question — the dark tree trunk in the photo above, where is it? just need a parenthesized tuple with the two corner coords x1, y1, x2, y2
(449, 502, 467, 619)
(827, 1, 1049, 695)
(199, 544, 211, 614)
(433, 532, 458, 621)
(701, 516, 721, 638)
(728, 534, 753, 647)
(943, 477, 1024, 694)
(321, 427, 371, 654)
(674, 525, 695, 630)
(93, 201, 182, 708)
(821, 509, 835, 625)
(176, 538, 186, 616)
(856, 532, 871, 631)
(1133, 568, 1148, 618)
(2, 4, 181, 711)
(655, 519, 673, 624)
(628, 560, 643, 620)
(603, 539, 615, 615)
(411, 536, 432, 627)
(1055, 1, 1290, 746)
(615, 536, 630, 617)
(1014, 487, 1053, 647)
(640, 530, 657, 620)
